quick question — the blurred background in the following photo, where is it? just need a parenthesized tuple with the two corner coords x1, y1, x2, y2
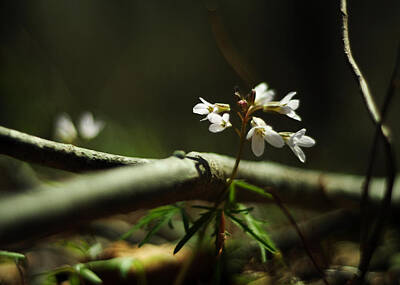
(1, 0, 399, 175)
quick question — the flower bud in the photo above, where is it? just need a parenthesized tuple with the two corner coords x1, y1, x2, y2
(237, 99, 248, 111)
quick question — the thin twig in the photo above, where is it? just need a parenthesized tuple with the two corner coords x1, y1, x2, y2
(340, 1, 398, 283)
(359, 44, 400, 253)
(269, 190, 329, 285)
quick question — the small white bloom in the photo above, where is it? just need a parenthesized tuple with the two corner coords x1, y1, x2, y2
(264, 91, 301, 121)
(193, 97, 230, 121)
(246, 117, 284, 157)
(54, 113, 77, 143)
(78, 112, 105, 140)
(254, 82, 275, 106)
(208, 113, 232, 133)
(282, 129, 315, 163)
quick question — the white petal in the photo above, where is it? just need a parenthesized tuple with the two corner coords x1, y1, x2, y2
(222, 113, 230, 122)
(254, 82, 267, 94)
(298, 135, 316, 147)
(287, 99, 299, 110)
(208, 112, 222, 123)
(264, 128, 285, 148)
(246, 127, 255, 140)
(54, 113, 77, 142)
(251, 134, 265, 157)
(199, 97, 212, 106)
(209, 123, 225, 133)
(290, 145, 306, 163)
(286, 111, 302, 121)
(277, 106, 291, 115)
(294, 128, 306, 139)
(251, 117, 267, 127)
(255, 91, 274, 106)
(79, 112, 105, 140)
(280, 91, 297, 105)
(193, 103, 210, 115)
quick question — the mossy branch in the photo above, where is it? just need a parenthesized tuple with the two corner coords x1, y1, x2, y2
(0, 125, 399, 248)
(0, 126, 151, 172)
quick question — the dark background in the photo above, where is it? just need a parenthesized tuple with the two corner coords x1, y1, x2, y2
(1, 0, 399, 175)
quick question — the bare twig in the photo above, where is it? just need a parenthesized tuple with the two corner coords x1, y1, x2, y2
(340, 1, 398, 283)
(270, 190, 329, 285)
(359, 44, 400, 255)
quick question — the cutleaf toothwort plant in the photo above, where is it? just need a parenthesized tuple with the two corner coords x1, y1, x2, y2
(193, 82, 315, 161)
(124, 82, 315, 263)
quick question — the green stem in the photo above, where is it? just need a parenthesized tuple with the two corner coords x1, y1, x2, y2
(215, 111, 249, 206)
(226, 113, 248, 184)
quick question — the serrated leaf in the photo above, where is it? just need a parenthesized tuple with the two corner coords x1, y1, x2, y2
(232, 180, 272, 199)
(237, 204, 276, 262)
(226, 213, 276, 254)
(0, 250, 25, 260)
(174, 210, 215, 254)
(121, 205, 178, 240)
(139, 212, 174, 247)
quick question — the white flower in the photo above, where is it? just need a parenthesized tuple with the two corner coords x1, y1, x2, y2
(208, 113, 232, 133)
(282, 129, 315, 163)
(253, 82, 275, 106)
(54, 113, 77, 143)
(78, 112, 105, 140)
(193, 97, 230, 121)
(246, 117, 284, 157)
(264, 92, 301, 121)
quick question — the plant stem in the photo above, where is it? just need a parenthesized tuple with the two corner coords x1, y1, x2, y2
(215, 111, 249, 206)
(227, 111, 249, 185)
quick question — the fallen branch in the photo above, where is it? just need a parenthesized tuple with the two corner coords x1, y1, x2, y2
(0, 126, 150, 172)
(1, 126, 400, 247)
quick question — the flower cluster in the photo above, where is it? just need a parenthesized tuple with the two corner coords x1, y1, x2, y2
(54, 112, 105, 143)
(193, 97, 232, 133)
(193, 83, 315, 163)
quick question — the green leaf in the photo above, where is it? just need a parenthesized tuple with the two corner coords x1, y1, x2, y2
(179, 207, 190, 233)
(232, 180, 272, 199)
(227, 207, 254, 214)
(121, 205, 178, 240)
(139, 212, 175, 247)
(74, 264, 103, 284)
(226, 212, 276, 254)
(118, 258, 135, 279)
(238, 205, 276, 262)
(87, 243, 103, 259)
(0, 250, 25, 260)
(69, 273, 80, 285)
(191, 205, 215, 210)
(131, 259, 146, 285)
(174, 210, 215, 254)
